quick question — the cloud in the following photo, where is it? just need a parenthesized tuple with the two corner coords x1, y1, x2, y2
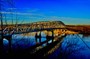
(7, 8, 18, 10)
(7, 8, 39, 12)
(6, 8, 45, 17)
(1, 11, 44, 17)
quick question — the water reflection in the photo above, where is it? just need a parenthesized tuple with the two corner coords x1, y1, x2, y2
(3, 31, 48, 52)
(49, 34, 90, 59)
(3, 30, 90, 59)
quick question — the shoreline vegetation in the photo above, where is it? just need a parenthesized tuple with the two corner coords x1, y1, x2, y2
(66, 25, 90, 35)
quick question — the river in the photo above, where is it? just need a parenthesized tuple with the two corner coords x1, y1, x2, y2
(49, 34, 90, 59)
(3, 31, 90, 59)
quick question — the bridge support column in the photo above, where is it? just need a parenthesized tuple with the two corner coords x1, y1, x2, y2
(8, 35, 12, 53)
(51, 30, 54, 43)
(46, 34, 49, 45)
(39, 31, 41, 43)
(35, 32, 38, 43)
(35, 32, 42, 44)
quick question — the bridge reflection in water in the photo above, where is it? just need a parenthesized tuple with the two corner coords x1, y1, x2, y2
(3, 29, 90, 59)
(4, 31, 62, 49)
(3, 29, 66, 58)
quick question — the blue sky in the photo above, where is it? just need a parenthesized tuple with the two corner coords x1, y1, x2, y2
(2, 0, 90, 25)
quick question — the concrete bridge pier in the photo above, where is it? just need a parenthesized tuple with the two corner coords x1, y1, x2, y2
(46, 30, 54, 45)
(35, 32, 38, 43)
(35, 32, 42, 43)
(39, 31, 41, 43)
(46, 34, 49, 45)
(51, 30, 54, 43)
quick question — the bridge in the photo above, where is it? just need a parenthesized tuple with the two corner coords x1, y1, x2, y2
(2, 25, 89, 59)
(2, 27, 66, 35)
(0, 24, 67, 41)
(1, 24, 79, 59)
(1, 24, 67, 56)
(1, 24, 79, 43)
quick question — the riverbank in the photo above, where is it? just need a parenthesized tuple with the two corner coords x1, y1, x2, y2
(66, 25, 90, 34)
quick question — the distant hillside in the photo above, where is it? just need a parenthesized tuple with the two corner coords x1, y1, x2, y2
(30, 21, 65, 25)
(28, 21, 66, 29)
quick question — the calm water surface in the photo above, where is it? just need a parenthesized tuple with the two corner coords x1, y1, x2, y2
(3, 32, 90, 59)
(49, 34, 90, 59)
